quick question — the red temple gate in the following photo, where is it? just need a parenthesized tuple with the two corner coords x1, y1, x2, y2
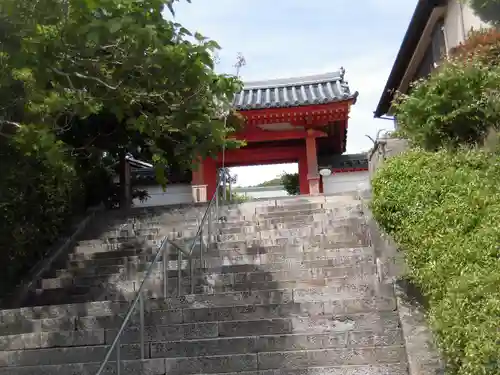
(191, 69, 358, 201)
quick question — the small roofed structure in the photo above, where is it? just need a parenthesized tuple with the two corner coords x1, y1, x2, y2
(192, 69, 359, 201)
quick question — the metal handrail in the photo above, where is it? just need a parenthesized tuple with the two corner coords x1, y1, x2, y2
(95, 168, 231, 375)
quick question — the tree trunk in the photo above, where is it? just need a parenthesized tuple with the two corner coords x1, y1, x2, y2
(119, 150, 131, 209)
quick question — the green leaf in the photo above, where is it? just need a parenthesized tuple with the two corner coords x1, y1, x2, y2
(194, 32, 207, 42)
(108, 19, 122, 33)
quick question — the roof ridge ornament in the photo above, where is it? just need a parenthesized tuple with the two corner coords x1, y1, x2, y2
(340, 66, 346, 80)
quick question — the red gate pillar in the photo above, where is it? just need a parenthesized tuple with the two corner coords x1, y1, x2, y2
(298, 153, 309, 195)
(306, 130, 320, 195)
(191, 158, 218, 202)
(191, 158, 208, 203)
(205, 158, 218, 200)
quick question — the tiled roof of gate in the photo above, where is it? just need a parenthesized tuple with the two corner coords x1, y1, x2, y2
(233, 69, 358, 111)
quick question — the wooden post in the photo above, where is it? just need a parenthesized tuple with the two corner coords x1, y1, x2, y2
(306, 130, 320, 195)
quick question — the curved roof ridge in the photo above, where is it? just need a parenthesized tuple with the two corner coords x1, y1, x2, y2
(243, 70, 344, 90)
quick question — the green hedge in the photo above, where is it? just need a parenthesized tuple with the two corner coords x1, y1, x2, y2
(392, 59, 500, 151)
(0, 126, 83, 297)
(370, 148, 500, 375)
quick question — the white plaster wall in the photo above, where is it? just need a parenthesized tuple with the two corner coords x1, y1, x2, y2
(445, 0, 491, 48)
(133, 184, 193, 207)
(323, 171, 370, 195)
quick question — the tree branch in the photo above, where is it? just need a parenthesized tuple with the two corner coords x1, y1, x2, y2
(0, 119, 21, 138)
(51, 67, 122, 90)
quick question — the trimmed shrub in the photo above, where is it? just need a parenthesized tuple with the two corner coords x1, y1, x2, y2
(370, 148, 500, 375)
(393, 59, 500, 151)
(0, 126, 83, 297)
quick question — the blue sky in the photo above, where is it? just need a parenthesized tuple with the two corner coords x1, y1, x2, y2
(173, 0, 416, 186)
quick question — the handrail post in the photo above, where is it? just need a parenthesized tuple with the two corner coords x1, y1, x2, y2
(215, 186, 219, 221)
(139, 291, 145, 360)
(177, 252, 182, 296)
(207, 207, 212, 251)
(116, 337, 121, 375)
(200, 226, 204, 268)
(223, 170, 227, 202)
(190, 254, 195, 295)
(163, 242, 169, 299)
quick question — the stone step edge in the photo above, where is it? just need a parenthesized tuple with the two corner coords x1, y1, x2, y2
(0, 345, 406, 368)
(74, 229, 365, 252)
(68, 244, 372, 262)
(0, 361, 408, 375)
(0, 328, 404, 351)
(0, 296, 396, 322)
(66, 246, 374, 265)
(53, 258, 376, 279)
(56, 247, 376, 275)
(27, 283, 384, 307)
(38, 274, 376, 292)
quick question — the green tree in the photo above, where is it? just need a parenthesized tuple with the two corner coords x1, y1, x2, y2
(281, 172, 300, 195)
(393, 59, 500, 150)
(0, 0, 244, 185)
(256, 177, 282, 187)
(463, 0, 500, 24)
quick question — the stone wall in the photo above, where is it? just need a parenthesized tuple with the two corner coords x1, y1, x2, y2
(360, 137, 409, 282)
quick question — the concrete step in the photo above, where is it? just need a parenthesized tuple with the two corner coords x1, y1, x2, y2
(71, 277, 378, 301)
(0, 321, 403, 352)
(45, 244, 372, 281)
(217, 216, 365, 234)
(255, 202, 325, 214)
(204, 254, 375, 274)
(40, 263, 378, 304)
(175, 216, 346, 239)
(67, 239, 191, 262)
(0, 362, 409, 375)
(1, 296, 397, 330)
(206, 243, 367, 257)
(257, 208, 327, 219)
(93, 227, 161, 241)
(65, 246, 374, 273)
(0, 306, 400, 337)
(37, 273, 200, 293)
(216, 225, 363, 243)
(23, 274, 389, 307)
(39, 254, 376, 289)
(0, 310, 401, 353)
(35, 273, 378, 309)
(47, 247, 375, 281)
(0, 345, 407, 372)
(216, 235, 370, 251)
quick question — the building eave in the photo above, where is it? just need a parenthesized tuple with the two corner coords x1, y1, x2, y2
(374, 0, 447, 118)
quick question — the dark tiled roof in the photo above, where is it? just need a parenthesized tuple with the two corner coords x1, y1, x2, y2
(233, 69, 358, 110)
(319, 153, 368, 170)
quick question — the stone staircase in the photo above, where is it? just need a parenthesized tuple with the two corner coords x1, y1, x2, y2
(0, 195, 408, 375)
